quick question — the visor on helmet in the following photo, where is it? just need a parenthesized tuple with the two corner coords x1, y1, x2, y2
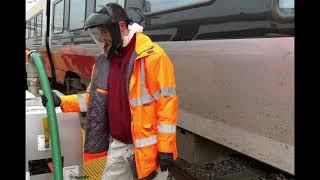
(84, 6, 122, 59)
(86, 26, 112, 55)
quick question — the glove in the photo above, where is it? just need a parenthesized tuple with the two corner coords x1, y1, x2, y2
(41, 91, 61, 107)
(157, 152, 174, 172)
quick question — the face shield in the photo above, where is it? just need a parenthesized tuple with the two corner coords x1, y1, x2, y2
(86, 26, 112, 56)
(84, 7, 122, 59)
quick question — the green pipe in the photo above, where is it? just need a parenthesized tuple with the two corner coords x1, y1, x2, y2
(28, 51, 63, 180)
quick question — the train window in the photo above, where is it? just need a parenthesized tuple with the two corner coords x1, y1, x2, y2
(143, 0, 214, 15)
(36, 13, 42, 37)
(69, 0, 86, 30)
(95, 0, 125, 11)
(117, 0, 125, 7)
(272, 0, 294, 22)
(53, 0, 64, 34)
(26, 21, 29, 39)
(279, 0, 294, 15)
(27, 21, 30, 39)
(30, 18, 35, 39)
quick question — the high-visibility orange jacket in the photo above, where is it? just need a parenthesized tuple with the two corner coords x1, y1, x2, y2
(59, 32, 178, 179)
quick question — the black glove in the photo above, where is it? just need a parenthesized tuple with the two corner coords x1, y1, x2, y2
(157, 152, 174, 172)
(41, 91, 61, 107)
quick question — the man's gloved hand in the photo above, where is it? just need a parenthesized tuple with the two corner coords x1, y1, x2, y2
(41, 91, 61, 107)
(157, 152, 174, 172)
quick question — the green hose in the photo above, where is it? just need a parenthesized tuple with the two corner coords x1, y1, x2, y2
(28, 51, 63, 180)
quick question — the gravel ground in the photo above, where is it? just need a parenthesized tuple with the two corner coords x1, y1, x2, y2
(173, 155, 294, 180)
(182, 155, 253, 178)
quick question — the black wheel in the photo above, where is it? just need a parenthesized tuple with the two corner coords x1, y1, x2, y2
(65, 76, 84, 95)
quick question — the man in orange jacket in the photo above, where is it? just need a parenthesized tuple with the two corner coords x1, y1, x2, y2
(41, 3, 178, 180)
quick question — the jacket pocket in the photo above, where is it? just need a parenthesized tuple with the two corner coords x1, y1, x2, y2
(141, 101, 157, 134)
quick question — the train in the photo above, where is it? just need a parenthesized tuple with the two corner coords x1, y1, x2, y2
(26, 0, 294, 175)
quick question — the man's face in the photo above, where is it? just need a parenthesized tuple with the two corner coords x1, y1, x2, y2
(98, 21, 127, 46)
(98, 26, 112, 51)
(93, 21, 127, 54)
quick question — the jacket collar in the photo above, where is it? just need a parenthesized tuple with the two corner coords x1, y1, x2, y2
(134, 32, 155, 60)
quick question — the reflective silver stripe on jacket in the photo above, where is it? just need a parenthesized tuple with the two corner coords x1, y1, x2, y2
(134, 135, 157, 148)
(77, 94, 87, 112)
